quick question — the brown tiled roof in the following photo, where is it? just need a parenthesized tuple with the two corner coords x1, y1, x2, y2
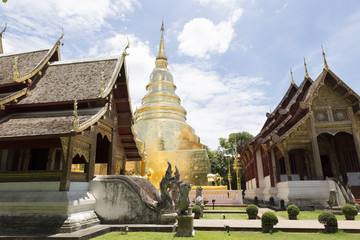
(0, 49, 50, 85)
(0, 109, 99, 138)
(18, 58, 118, 104)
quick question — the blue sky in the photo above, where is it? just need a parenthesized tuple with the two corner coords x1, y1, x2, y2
(1, 0, 360, 149)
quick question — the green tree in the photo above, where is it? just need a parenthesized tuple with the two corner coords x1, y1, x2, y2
(2, 0, 7, 3)
(218, 131, 253, 190)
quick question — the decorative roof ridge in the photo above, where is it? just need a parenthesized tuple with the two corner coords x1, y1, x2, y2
(72, 100, 108, 132)
(12, 32, 63, 83)
(0, 88, 28, 110)
(13, 106, 102, 118)
(0, 48, 50, 57)
(277, 111, 311, 142)
(266, 82, 298, 119)
(282, 76, 313, 112)
(50, 55, 119, 66)
(301, 69, 328, 107)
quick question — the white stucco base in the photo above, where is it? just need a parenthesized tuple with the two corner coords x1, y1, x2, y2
(245, 179, 347, 209)
(0, 181, 99, 233)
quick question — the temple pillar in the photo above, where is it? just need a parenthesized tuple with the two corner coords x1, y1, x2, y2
(60, 137, 74, 191)
(47, 148, 56, 171)
(283, 149, 292, 181)
(348, 106, 360, 167)
(0, 149, 7, 172)
(309, 111, 323, 180)
(22, 149, 31, 171)
(88, 127, 98, 181)
(270, 149, 277, 186)
(255, 149, 265, 188)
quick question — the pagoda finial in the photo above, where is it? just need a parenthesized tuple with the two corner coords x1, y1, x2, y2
(155, 20, 168, 69)
(304, 57, 309, 78)
(290, 68, 294, 85)
(0, 22, 7, 54)
(321, 45, 329, 71)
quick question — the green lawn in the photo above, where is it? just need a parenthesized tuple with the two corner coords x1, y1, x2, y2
(275, 210, 359, 221)
(202, 213, 248, 220)
(93, 230, 360, 240)
(204, 206, 247, 211)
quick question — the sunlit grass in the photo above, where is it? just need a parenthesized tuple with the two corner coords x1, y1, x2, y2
(93, 230, 360, 240)
(202, 213, 248, 220)
(275, 210, 359, 221)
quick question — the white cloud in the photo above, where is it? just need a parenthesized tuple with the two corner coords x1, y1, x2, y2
(177, 9, 243, 58)
(171, 63, 268, 149)
(94, 33, 155, 109)
(1, 0, 140, 53)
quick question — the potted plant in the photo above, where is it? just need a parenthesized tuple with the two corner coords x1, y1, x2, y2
(341, 204, 358, 220)
(286, 204, 300, 220)
(246, 204, 258, 219)
(192, 205, 202, 219)
(261, 211, 278, 233)
(318, 211, 338, 233)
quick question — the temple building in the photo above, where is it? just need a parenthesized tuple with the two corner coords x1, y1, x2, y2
(0, 25, 141, 233)
(241, 50, 360, 208)
(132, 23, 211, 187)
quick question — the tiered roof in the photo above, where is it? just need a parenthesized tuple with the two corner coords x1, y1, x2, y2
(241, 52, 360, 166)
(0, 31, 141, 161)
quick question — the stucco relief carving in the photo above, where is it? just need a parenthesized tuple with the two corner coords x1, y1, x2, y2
(314, 110, 329, 122)
(333, 109, 348, 121)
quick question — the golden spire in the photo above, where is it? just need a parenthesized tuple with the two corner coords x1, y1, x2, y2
(321, 45, 329, 71)
(304, 57, 309, 78)
(290, 67, 294, 85)
(0, 22, 7, 54)
(155, 20, 168, 69)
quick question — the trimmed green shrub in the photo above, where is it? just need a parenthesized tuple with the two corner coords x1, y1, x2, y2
(192, 205, 202, 215)
(246, 204, 258, 216)
(261, 211, 278, 226)
(287, 204, 300, 216)
(318, 211, 338, 233)
(342, 204, 358, 217)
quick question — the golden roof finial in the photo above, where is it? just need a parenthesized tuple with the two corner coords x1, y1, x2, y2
(321, 45, 329, 71)
(290, 67, 294, 85)
(72, 99, 79, 131)
(123, 37, 130, 57)
(155, 20, 168, 69)
(304, 57, 309, 78)
(99, 72, 104, 97)
(12, 57, 19, 80)
(0, 22, 7, 36)
(0, 22, 7, 54)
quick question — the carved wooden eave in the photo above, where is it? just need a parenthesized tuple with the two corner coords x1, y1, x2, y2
(72, 103, 109, 133)
(277, 111, 311, 142)
(12, 32, 63, 83)
(259, 83, 299, 135)
(263, 114, 292, 142)
(0, 88, 28, 109)
(267, 83, 298, 119)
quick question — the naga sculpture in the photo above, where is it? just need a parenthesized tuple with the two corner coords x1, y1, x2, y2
(177, 181, 192, 216)
(159, 162, 175, 213)
(170, 166, 183, 211)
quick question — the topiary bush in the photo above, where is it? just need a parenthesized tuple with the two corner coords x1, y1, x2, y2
(192, 205, 202, 219)
(261, 211, 278, 226)
(287, 204, 300, 219)
(246, 204, 258, 218)
(261, 211, 278, 233)
(342, 204, 358, 218)
(318, 211, 338, 233)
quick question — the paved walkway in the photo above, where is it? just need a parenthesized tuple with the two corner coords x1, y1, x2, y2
(2, 211, 360, 239)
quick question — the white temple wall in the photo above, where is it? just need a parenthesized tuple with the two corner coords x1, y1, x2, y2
(347, 172, 360, 186)
(255, 149, 265, 188)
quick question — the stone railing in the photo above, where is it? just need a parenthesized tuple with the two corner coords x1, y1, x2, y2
(189, 190, 243, 205)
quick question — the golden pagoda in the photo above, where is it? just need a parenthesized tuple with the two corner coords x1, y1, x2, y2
(132, 22, 211, 187)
